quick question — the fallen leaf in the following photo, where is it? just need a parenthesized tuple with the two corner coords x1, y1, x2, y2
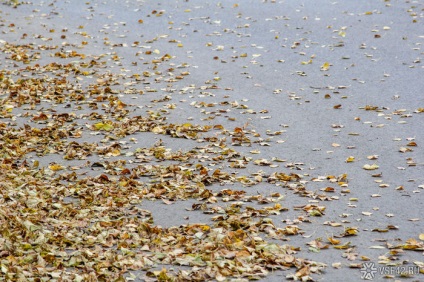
(321, 62, 330, 70)
(363, 164, 379, 170)
(346, 156, 355, 163)
(49, 163, 65, 171)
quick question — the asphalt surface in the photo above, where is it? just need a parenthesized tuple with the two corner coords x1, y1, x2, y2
(1, 0, 423, 281)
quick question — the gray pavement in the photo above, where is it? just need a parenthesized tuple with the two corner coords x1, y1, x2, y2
(0, 0, 423, 281)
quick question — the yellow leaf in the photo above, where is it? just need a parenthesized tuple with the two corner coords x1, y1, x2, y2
(328, 237, 341, 245)
(419, 234, 424, 240)
(401, 244, 419, 250)
(334, 242, 351, 249)
(367, 155, 379, 160)
(301, 60, 312, 65)
(363, 164, 379, 170)
(49, 164, 65, 171)
(5, 105, 13, 112)
(101, 124, 114, 131)
(116, 100, 127, 110)
(321, 62, 330, 70)
(346, 156, 355, 163)
(322, 187, 335, 192)
(344, 227, 358, 236)
(93, 122, 114, 131)
(157, 268, 171, 280)
(111, 149, 121, 156)
(152, 126, 164, 133)
(93, 122, 104, 130)
(201, 225, 210, 232)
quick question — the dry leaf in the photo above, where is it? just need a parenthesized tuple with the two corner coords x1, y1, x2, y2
(363, 164, 379, 170)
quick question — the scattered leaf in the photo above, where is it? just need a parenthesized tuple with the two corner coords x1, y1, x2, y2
(363, 164, 379, 170)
